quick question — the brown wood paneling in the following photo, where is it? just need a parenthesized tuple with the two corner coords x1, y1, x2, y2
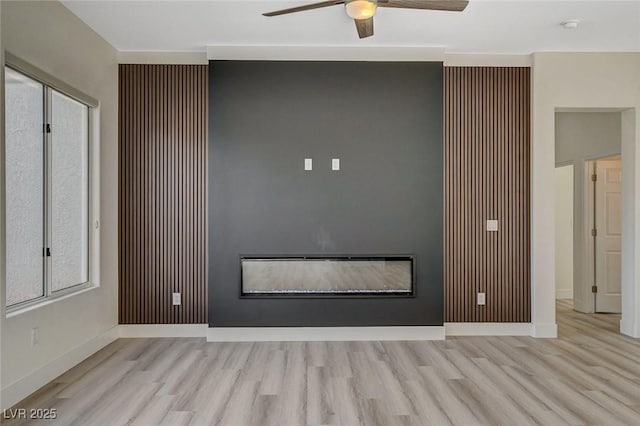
(118, 64, 208, 324)
(444, 67, 531, 322)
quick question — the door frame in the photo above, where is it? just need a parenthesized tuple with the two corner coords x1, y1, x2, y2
(536, 106, 638, 338)
(583, 159, 596, 313)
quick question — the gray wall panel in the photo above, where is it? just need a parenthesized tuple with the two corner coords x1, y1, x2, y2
(209, 61, 443, 326)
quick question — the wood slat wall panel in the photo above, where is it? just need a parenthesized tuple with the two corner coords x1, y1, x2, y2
(119, 64, 208, 324)
(444, 67, 531, 322)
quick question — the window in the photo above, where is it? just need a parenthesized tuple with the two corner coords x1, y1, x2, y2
(5, 63, 93, 310)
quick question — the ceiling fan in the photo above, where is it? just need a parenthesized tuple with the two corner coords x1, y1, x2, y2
(263, 0, 469, 39)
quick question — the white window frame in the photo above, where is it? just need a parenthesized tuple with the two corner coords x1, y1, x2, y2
(4, 53, 101, 315)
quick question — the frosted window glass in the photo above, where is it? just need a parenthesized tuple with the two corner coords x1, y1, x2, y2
(51, 90, 89, 291)
(5, 67, 45, 306)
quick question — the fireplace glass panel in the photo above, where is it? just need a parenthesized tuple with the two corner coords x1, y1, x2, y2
(241, 257, 413, 295)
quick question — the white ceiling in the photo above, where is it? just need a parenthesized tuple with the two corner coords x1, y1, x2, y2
(61, 0, 640, 54)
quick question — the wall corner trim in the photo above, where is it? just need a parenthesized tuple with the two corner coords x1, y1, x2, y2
(444, 322, 532, 336)
(530, 323, 558, 338)
(620, 318, 640, 338)
(206, 326, 446, 342)
(118, 324, 209, 338)
(0, 326, 119, 410)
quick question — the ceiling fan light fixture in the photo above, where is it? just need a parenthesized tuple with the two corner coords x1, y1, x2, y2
(345, 0, 377, 20)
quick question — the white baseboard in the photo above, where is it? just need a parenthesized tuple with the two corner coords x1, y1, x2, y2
(555, 289, 573, 299)
(1, 326, 119, 410)
(530, 323, 558, 338)
(207, 326, 445, 342)
(445, 322, 532, 336)
(119, 324, 208, 338)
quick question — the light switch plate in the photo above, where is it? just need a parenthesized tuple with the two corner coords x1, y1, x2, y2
(477, 292, 486, 306)
(486, 220, 499, 232)
(332, 158, 340, 171)
(304, 158, 313, 171)
(172, 292, 181, 306)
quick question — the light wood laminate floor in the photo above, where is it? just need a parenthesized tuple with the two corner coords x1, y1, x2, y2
(4, 300, 640, 426)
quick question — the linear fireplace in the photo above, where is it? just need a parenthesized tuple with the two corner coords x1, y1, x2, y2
(241, 256, 414, 296)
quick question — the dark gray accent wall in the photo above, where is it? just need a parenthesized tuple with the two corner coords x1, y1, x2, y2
(209, 61, 443, 326)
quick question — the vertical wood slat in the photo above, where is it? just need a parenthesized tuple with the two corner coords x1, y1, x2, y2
(444, 67, 531, 323)
(119, 64, 208, 324)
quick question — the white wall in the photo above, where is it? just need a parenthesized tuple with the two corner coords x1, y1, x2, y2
(556, 113, 622, 162)
(554, 165, 574, 300)
(531, 52, 640, 338)
(0, 1, 118, 408)
(555, 112, 622, 311)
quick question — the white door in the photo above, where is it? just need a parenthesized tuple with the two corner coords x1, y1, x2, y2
(595, 158, 622, 313)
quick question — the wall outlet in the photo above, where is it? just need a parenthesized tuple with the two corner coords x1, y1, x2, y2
(486, 220, 499, 232)
(477, 292, 486, 306)
(31, 327, 39, 346)
(332, 158, 340, 171)
(172, 292, 181, 306)
(304, 158, 313, 171)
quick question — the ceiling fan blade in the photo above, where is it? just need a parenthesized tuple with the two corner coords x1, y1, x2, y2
(354, 18, 374, 39)
(378, 0, 469, 12)
(263, 0, 345, 17)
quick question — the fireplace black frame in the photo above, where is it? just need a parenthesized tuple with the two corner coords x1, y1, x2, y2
(239, 255, 416, 299)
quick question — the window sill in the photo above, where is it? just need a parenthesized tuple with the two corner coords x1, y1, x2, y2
(6, 283, 100, 319)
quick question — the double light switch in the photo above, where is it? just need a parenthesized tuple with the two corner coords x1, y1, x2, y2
(304, 158, 340, 171)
